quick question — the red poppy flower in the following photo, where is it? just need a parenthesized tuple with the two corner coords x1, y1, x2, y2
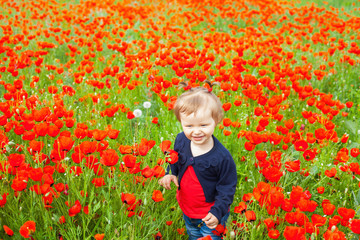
(54, 182, 65, 192)
(48, 125, 60, 137)
(350, 219, 360, 234)
(317, 186, 324, 194)
(212, 224, 225, 236)
(294, 140, 308, 152)
(68, 200, 82, 217)
(350, 148, 360, 158)
(245, 210, 256, 222)
(33, 107, 50, 122)
(223, 118, 232, 127)
(152, 190, 164, 202)
(75, 128, 87, 139)
(283, 226, 306, 240)
(3, 225, 14, 236)
(19, 221, 36, 238)
(59, 216, 66, 224)
(255, 150, 267, 161)
(119, 145, 132, 154)
(165, 150, 178, 164)
(100, 149, 119, 167)
(80, 141, 98, 155)
(152, 117, 159, 124)
(234, 202, 247, 214)
(270, 191, 284, 208)
(127, 111, 135, 119)
(94, 234, 105, 240)
(268, 229, 280, 239)
(323, 227, 346, 240)
(121, 193, 136, 205)
(92, 129, 108, 141)
(311, 214, 327, 227)
(29, 167, 43, 182)
(7, 153, 25, 167)
(262, 167, 283, 183)
(34, 122, 48, 136)
(303, 149, 315, 161)
(337, 207, 355, 220)
(11, 177, 28, 192)
(222, 102, 232, 111)
(140, 165, 152, 178)
(324, 168, 337, 178)
(244, 141, 255, 151)
(92, 177, 106, 187)
(123, 154, 136, 168)
(56, 136, 75, 152)
(160, 140, 171, 152)
(138, 144, 149, 156)
(285, 160, 300, 172)
(0, 193, 9, 207)
(107, 129, 119, 139)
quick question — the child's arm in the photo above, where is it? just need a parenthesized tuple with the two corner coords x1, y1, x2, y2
(158, 175, 179, 190)
(209, 155, 237, 226)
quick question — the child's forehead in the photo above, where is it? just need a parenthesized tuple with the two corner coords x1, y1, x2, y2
(180, 107, 213, 118)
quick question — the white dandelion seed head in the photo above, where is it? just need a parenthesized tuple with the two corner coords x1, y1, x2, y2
(133, 109, 142, 118)
(143, 101, 151, 109)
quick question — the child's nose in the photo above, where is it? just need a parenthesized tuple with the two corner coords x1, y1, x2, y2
(193, 127, 201, 134)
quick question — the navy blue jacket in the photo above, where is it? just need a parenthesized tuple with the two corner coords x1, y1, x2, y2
(167, 132, 237, 221)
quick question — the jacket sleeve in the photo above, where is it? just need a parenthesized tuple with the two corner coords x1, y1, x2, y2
(209, 154, 237, 222)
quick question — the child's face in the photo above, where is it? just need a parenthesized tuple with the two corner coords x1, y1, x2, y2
(180, 107, 216, 147)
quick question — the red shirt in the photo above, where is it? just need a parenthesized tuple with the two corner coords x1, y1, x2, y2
(177, 166, 214, 218)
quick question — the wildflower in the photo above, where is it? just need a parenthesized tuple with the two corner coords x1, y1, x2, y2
(3, 225, 13, 236)
(100, 149, 119, 167)
(283, 226, 306, 240)
(8, 153, 25, 167)
(268, 229, 280, 239)
(123, 154, 136, 168)
(350, 219, 360, 234)
(245, 210, 256, 222)
(133, 109, 142, 118)
(94, 234, 105, 240)
(121, 193, 136, 205)
(68, 200, 82, 217)
(143, 101, 151, 108)
(92, 177, 106, 188)
(294, 140, 308, 152)
(19, 221, 36, 238)
(152, 190, 164, 202)
(165, 150, 178, 164)
(152, 117, 159, 124)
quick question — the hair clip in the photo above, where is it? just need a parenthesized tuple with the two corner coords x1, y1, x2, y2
(179, 81, 192, 91)
(204, 80, 220, 93)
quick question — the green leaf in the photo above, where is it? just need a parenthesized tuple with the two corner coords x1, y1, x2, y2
(345, 120, 358, 135)
(356, 190, 360, 206)
(309, 165, 319, 175)
(352, 190, 360, 207)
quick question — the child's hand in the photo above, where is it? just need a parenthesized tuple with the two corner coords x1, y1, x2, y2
(158, 175, 179, 190)
(202, 212, 219, 229)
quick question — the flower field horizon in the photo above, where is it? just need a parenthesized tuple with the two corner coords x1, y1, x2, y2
(0, 0, 359, 239)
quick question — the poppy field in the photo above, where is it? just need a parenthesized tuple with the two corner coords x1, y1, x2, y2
(0, 0, 360, 239)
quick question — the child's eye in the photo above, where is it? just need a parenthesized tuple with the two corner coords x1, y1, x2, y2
(201, 124, 207, 127)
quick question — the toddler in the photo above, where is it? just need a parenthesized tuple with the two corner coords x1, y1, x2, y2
(158, 87, 237, 240)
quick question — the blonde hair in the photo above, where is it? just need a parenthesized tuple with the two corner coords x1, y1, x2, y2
(173, 87, 224, 124)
